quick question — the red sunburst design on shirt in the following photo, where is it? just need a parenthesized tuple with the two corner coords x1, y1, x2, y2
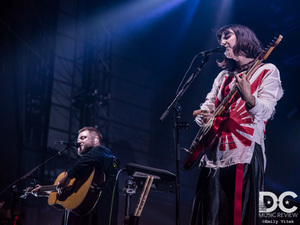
(209, 68, 270, 152)
(211, 97, 254, 151)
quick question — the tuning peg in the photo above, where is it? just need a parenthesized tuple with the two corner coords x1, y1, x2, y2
(30, 179, 38, 186)
(20, 193, 28, 199)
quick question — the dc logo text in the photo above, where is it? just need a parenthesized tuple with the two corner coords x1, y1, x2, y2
(259, 191, 298, 213)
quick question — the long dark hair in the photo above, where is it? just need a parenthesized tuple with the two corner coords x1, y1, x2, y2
(216, 24, 264, 72)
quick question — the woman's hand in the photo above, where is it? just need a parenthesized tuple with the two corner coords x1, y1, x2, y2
(193, 109, 214, 126)
(234, 72, 255, 108)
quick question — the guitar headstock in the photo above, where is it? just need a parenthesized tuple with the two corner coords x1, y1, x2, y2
(260, 35, 283, 60)
(23, 187, 34, 192)
(20, 187, 34, 199)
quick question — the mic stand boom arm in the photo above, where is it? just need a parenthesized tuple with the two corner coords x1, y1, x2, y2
(160, 55, 210, 122)
(159, 54, 210, 225)
(0, 146, 69, 196)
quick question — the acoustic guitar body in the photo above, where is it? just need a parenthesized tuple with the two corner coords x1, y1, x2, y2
(48, 169, 105, 216)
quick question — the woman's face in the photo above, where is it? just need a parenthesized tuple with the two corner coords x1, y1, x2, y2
(220, 29, 237, 59)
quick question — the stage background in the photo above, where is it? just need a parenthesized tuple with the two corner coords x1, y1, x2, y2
(0, 0, 299, 224)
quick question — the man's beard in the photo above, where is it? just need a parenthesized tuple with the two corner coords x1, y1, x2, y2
(78, 146, 93, 156)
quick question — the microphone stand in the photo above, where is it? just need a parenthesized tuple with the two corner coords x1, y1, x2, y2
(160, 54, 210, 225)
(0, 145, 70, 196)
(0, 145, 73, 225)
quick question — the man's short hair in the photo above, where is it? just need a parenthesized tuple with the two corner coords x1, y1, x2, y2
(78, 126, 103, 142)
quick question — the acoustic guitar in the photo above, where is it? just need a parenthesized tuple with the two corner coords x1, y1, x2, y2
(23, 168, 105, 216)
(182, 35, 283, 170)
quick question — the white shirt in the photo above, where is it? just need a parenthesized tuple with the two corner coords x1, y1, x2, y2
(199, 63, 283, 169)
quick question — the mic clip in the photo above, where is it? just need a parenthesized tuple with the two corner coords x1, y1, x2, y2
(197, 46, 226, 57)
(56, 141, 80, 148)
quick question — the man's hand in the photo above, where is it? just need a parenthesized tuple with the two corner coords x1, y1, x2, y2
(57, 173, 71, 194)
(31, 184, 50, 197)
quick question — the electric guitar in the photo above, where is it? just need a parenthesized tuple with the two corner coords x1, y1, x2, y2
(23, 168, 105, 216)
(182, 35, 283, 170)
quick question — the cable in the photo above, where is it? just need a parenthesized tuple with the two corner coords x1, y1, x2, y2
(176, 54, 199, 95)
(108, 168, 125, 225)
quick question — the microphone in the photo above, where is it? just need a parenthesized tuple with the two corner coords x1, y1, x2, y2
(197, 45, 226, 56)
(56, 141, 80, 148)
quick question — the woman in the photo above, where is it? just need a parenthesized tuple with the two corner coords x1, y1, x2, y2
(190, 24, 283, 225)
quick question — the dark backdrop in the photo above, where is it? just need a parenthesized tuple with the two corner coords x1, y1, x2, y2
(0, 0, 299, 224)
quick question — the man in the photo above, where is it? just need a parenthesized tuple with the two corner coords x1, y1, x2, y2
(34, 126, 119, 225)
